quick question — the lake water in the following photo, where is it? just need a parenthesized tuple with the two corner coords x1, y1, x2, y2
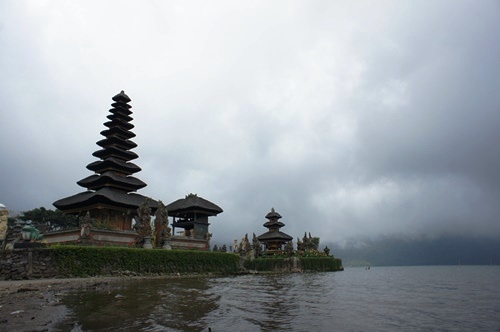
(56, 266, 500, 331)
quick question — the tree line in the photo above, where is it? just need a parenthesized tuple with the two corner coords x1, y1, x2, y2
(9, 207, 78, 232)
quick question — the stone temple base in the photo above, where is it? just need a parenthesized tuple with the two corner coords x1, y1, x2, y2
(42, 230, 210, 250)
(168, 236, 209, 250)
(42, 228, 138, 247)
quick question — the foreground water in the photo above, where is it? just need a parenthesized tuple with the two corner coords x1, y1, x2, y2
(57, 266, 500, 331)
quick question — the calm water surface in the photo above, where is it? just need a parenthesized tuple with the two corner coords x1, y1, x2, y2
(56, 266, 500, 331)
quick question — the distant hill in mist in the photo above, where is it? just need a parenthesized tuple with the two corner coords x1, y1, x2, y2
(329, 235, 500, 267)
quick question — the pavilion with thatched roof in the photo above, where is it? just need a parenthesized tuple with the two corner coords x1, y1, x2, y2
(166, 193, 222, 250)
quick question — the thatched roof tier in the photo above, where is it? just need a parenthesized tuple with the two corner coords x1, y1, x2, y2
(263, 220, 285, 228)
(103, 118, 134, 131)
(77, 171, 146, 191)
(167, 194, 223, 217)
(265, 210, 282, 220)
(92, 147, 139, 161)
(53, 188, 157, 214)
(100, 127, 136, 140)
(107, 112, 134, 123)
(110, 104, 132, 114)
(257, 231, 293, 242)
(86, 157, 141, 175)
(112, 90, 131, 103)
(96, 137, 137, 150)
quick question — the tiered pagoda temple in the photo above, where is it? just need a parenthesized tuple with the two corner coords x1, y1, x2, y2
(49, 91, 157, 245)
(166, 193, 222, 250)
(257, 208, 293, 253)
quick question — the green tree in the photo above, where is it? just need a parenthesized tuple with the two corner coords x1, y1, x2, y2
(19, 207, 78, 231)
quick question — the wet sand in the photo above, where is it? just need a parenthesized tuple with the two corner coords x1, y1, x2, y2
(0, 276, 162, 331)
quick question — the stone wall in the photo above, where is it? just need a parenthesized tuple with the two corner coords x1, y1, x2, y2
(0, 249, 59, 280)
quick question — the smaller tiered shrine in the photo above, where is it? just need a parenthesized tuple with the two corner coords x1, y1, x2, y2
(166, 193, 222, 250)
(257, 208, 293, 253)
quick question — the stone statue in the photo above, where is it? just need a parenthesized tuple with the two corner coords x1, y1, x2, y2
(302, 232, 309, 250)
(233, 239, 239, 253)
(285, 240, 294, 255)
(252, 233, 262, 257)
(297, 237, 303, 251)
(239, 233, 251, 255)
(311, 236, 320, 251)
(154, 200, 169, 247)
(220, 244, 227, 252)
(299, 232, 320, 252)
(324, 246, 331, 256)
(134, 198, 153, 246)
(80, 211, 93, 238)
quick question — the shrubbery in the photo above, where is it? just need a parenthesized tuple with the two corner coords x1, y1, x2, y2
(26, 246, 341, 277)
(243, 256, 342, 272)
(301, 257, 342, 272)
(51, 246, 239, 277)
(244, 257, 290, 271)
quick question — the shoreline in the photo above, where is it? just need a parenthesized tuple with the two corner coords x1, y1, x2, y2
(0, 275, 189, 331)
(0, 270, 340, 330)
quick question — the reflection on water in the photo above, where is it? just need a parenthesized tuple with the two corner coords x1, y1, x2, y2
(56, 266, 500, 332)
(149, 278, 220, 331)
(205, 273, 335, 331)
(56, 277, 219, 331)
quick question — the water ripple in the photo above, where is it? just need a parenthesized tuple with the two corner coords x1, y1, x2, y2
(57, 266, 500, 331)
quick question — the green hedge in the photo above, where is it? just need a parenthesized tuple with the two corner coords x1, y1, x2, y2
(301, 257, 342, 272)
(243, 257, 290, 271)
(51, 246, 239, 277)
(244, 256, 342, 272)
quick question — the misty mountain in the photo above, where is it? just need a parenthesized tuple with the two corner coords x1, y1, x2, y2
(328, 235, 500, 267)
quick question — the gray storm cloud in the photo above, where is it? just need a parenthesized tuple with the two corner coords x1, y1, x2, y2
(1, 1, 499, 246)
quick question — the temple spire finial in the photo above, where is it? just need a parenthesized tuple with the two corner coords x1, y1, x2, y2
(112, 90, 131, 102)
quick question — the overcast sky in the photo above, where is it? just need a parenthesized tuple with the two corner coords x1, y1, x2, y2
(1, 1, 499, 246)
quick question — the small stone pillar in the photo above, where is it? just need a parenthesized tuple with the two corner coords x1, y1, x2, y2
(0, 204, 8, 248)
(143, 236, 153, 249)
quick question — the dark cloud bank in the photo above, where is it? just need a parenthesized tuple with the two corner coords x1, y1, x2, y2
(1, 2, 499, 264)
(328, 235, 500, 267)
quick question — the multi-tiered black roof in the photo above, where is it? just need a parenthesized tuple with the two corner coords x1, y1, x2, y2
(257, 208, 293, 242)
(54, 91, 156, 214)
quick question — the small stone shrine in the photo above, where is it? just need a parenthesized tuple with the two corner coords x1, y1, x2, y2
(166, 193, 222, 250)
(48, 91, 157, 246)
(257, 208, 293, 254)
